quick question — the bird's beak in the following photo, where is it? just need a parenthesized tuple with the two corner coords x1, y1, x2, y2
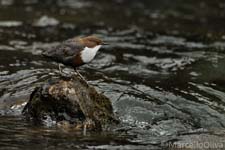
(102, 42, 109, 45)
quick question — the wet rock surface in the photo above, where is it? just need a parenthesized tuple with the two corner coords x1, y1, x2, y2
(22, 75, 118, 130)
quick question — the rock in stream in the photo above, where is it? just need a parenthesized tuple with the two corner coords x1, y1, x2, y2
(22, 75, 118, 131)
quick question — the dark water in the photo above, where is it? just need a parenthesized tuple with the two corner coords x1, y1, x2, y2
(1, 0, 225, 149)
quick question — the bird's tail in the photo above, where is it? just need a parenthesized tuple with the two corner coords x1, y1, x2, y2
(41, 44, 59, 58)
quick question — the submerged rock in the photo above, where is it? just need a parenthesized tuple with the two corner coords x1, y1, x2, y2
(22, 75, 118, 131)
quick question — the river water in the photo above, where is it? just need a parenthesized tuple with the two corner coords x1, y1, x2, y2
(1, 0, 225, 149)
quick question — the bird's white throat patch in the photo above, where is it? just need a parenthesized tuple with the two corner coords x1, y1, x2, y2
(81, 45, 101, 63)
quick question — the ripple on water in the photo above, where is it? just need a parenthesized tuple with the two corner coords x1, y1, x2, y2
(1, 18, 225, 149)
(0, 68, 58, 115)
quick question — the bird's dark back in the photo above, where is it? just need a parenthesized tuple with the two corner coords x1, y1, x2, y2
(42, 38, 85, 66)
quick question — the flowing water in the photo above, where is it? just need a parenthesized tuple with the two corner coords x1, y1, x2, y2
(1, 0, 225, 149)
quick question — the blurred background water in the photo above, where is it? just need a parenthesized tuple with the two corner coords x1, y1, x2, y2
(1, 0, 225, 149)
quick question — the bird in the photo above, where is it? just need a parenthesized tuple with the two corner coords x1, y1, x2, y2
(42, 36, 108, 79)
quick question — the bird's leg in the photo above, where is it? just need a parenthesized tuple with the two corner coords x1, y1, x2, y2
(83, 124, 87, 136)
(74, 68, 86, 81)
(58, 64, 70, 77)
(58, 64, 62, 73)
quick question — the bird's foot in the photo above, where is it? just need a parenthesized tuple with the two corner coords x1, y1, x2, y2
(75, 71, 86, 81)
(74, 69, 89, 86)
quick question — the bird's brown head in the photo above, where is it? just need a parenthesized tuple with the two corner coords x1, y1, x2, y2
(80, 36, 107, 48)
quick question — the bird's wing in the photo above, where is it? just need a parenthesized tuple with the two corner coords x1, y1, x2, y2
(42, 38, 85, 65)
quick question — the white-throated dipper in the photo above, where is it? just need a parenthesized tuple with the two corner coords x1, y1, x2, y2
(42, 36, 108, 79)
